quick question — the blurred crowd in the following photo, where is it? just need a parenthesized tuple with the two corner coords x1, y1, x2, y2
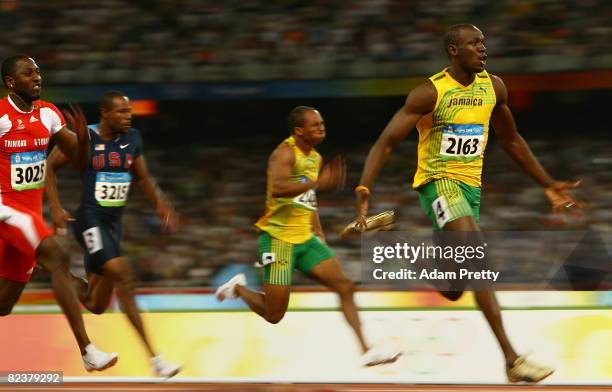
(7, 0, 609, 288)
(37, 136, 612, 288)
(1, 0, 610, 83)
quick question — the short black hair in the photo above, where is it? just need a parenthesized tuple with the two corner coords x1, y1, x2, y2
(443, 24, 478, 56)
(288, 105, 316, 133)
(1, 55, 30, 87)
(99, 90, 127, 111)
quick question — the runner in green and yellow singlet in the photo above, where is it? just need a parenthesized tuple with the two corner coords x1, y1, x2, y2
(353, 24, 580, 382)
(217, 106, 400, 366)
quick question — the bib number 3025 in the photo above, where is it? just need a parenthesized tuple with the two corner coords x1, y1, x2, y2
(10, 151, 46, 191)
(440, 124, 484, 158)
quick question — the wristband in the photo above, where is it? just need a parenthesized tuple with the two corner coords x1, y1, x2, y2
(355, 185, 370, 195)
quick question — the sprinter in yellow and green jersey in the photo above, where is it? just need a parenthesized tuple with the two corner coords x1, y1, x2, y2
(216, 106, 400, 367)
(354, 24, 580, 383)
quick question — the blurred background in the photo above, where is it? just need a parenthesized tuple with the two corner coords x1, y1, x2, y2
(3, 0, 611, 82)
(3, 0, 609, 288)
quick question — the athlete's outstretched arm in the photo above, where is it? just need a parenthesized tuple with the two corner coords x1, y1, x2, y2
(355, 82, 436, 222)
(490, 75, 580, 213)
(131, 155, 179, 233)
(45, 147, 74, 234)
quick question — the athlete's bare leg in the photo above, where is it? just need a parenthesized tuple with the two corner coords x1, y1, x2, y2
(443, 216, 519, 366)
(235, 284, 290, 324)
(308, 258, 369, 353)
(36, 236, 90, 354)
(79, 257, 180, 375)
(82, 257, 156, 358)
(76, 272, 114, 314)
(0, 278, 26, 316)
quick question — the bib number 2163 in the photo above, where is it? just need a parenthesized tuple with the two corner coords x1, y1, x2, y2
(440, 124, 484, 158)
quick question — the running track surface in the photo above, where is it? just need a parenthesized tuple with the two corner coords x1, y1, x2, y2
(0, 384, 610, 392)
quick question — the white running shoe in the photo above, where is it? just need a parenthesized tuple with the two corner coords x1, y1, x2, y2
(152, 354, 181, 379)
(82, 344, 118, 372)
(362, 346, 402, 367)
(215, 273, 247, 301)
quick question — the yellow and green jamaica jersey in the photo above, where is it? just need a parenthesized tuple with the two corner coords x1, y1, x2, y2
(255, 136, 321, 244)
(413, 68, 496, 188)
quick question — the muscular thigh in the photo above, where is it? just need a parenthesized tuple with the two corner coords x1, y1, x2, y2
(0, 233, 38, 283)
(0, 276, 27, 311)
(438, 216, 491, 291)
(417, 178, 481, 231)
(260, 232, 296, 286)
(85, 271, 115, 310)
(0, 204, 53, 282)
(307, 257, 349, 288)
(0, 203, 53, 257)
(294, 235, 335, 275)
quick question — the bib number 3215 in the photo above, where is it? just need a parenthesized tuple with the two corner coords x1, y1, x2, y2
(95, 172, 131, 207)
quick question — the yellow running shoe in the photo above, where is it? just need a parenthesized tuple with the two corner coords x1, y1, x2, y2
(507, 355, 554, 383)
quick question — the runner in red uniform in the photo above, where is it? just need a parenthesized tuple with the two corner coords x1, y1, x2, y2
(0, 55, 117, 371)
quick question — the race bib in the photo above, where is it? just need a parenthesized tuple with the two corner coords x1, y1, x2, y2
(10, 151, 46, 191)
(293, 188, 317, 211)
(95, 172, 131, 207)
(82, 226, 103, 254)
(432, 195, 451, 228)
(440, 124, 484, 159)
(254, 252, 276, 268)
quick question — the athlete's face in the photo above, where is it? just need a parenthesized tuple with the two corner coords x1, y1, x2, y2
(295, 110, 326, 146)
(102, 96, 132, 133)
(7, 58, 42, 101)
(451, 27, 487, 73)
